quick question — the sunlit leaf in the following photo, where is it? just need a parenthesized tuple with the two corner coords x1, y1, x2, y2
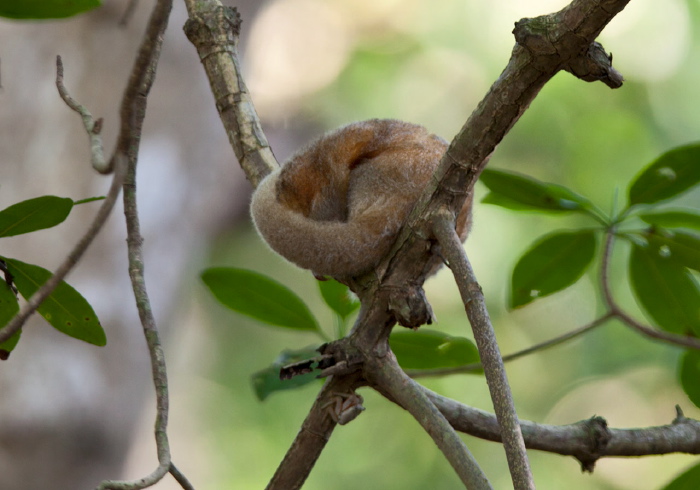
(628, 245, 700, 336)
(0, 0, 101, 19)
(480, 168, 593, 213)
(662, 460, 700, 490)
(629, 143, 700, 205)
(678, 350, 700, 411)
(639, 209, 700, 231)
(201, 267, 319, 332)
(390, 329, 480, 370)
(0, 196, 73, 237)
(318, 279, 360, 319)
(510, 231, 597, 309)
(0, 283, 20, 359)
(252, 346, 321, 401)
(644, 229, 700, 273)
(4, 258, 105, 346)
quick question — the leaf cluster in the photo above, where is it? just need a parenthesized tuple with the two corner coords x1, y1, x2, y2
(0, 196, 106, 358)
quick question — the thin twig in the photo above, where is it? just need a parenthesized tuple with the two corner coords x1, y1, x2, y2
(407, 312, 614, 378)
(169, 463, 195, 490)
(95, 0, 183, 488)
(55, 56, 108, 173)
(106, 0, 173, 175)
(433, 209, 534, 490)
(601, 229, 700, 350)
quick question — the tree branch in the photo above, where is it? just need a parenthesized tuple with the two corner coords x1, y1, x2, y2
(183, 0, 278, 187)
(95, 0, 192, 488)
(366, 352, 493, 489)
(424, 389, 700, 471)
(432, 210, 533, 490)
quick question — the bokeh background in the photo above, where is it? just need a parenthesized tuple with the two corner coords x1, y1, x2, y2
(1, 0, 699, 488)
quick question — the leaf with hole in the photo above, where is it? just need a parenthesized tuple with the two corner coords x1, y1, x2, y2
(0, 283, 20, 359)
(0, 196, 73, 238)
(510, 230, 597, 309)
(639, 209, 700, 231)
(252, 346, 321, 401)
(390, 329, 480, 370)
(480, 168, 593, 213)
(201, 268, 319, 332)
(318, 279, 360, 320)
(628, 245, 700, 336)
(662, 461, 700, 490)
(644, 229, 700, 273)
(3, 258, 105, 346)
(678, 350, 700, 411)
(628, 143, 700, 205)
(0, 0, 101, 19)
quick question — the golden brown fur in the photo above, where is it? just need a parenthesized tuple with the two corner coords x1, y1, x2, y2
(251, 119, 472, 277)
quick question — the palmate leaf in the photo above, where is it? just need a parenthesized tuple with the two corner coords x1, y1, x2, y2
(3, 258, 105, 346)
(628, 143, 700, 205)
(201, 267, 320, 332)
(389, 329, 480, 370)
(480, 168, 593, 213)
(0, 0, 101, 19)
(510, 231, 597, 308)
(628, 245, 700, 336)
(0, 196, 73, 237)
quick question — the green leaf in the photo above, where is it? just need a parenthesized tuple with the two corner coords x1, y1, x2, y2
(510, 230, 597, 308)
(0, 0, 101, 19)
(639, 209, 700, 231)
(628, 245, 700, 336)
(0, 282, 20, 359)
(644, 229, 700, 273)
(318, 279, 360, 319)
(679, 350, 700, 411)
(629, 143, 700, 205)
(252, 346, 321, 401)
(3, 258, 105, 346)
(390, 329, 480, 370)
(201, 267, 319, 332)
(662, 461, 700, 490)
(480, 168, 593, 213)
(0, 196, 73, 237)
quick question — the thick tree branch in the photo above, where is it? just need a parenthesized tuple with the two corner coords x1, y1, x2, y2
(183, 0, 278, 187)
